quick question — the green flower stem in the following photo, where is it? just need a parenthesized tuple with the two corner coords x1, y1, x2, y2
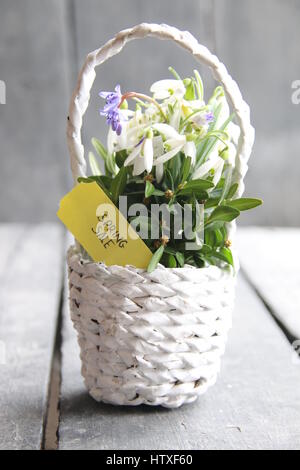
(168, 66, 181, 80)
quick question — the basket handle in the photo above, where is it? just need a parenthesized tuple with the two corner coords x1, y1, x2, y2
(67, 23, 254, 197)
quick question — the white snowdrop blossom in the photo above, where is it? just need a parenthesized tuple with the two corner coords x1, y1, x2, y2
(124, 132, 154, 176)
(192, 147, 224, 186)
(153, 123, 185, 165)
(107, 109, 135, 154)
(183, 140, 197, 165)
(150, 79, 186, 100)
(190, 110, 213, 129)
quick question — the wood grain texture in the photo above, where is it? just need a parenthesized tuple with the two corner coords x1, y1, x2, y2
(214, 0, 300, 226)
(0, 0, 70, 222)
(238, 227, 300, 339)
(72, 0, 216, 172)
(0, 224, 63, 449)
(59, 245, 300, 449)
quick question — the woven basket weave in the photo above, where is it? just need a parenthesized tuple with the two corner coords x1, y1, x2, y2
(66, 23, 254, 408)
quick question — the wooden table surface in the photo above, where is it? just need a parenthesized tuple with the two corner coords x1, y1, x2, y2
(0, 224, 299, 450)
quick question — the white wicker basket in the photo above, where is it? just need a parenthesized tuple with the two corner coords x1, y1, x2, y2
(66, 23, 254, 408)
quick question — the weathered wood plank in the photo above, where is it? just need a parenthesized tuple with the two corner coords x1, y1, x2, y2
(0, 0, 70, 222)
(238, 227, 300, 339)
(59, 265, 300, 450)
(0, 224, 63, 450)
(73, 0, 216, 169)
(214, 0, 300, 226)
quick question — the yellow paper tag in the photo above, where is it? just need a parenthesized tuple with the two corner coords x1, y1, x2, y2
(57, 181, 152, 268)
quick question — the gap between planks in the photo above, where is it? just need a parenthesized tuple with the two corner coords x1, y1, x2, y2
(240, 267, 297, 345)
(41, 234, 66, 451)
(41, 281, 64, 450)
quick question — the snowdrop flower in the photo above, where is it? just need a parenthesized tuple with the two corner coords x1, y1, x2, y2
(124, 131, 154, 175)
(151, 123, 197, 181)
(106, 109, 135, 154)
(190, 110, 214, 128)
(153, 123, 196, 163)
(150, 79, 186, 100)
(183, 140, 196, 165)
(182, 98, 205, 109)
(168, 101, 181, 131)
(152, 135, 165, 183)
(192, 148, 224, 186)
(153, 123, 186, 165)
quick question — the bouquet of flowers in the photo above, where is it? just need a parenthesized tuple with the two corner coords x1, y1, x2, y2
(80, 67, 261, 272)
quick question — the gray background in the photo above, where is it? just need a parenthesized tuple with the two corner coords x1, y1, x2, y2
(0, 0, 299, 225)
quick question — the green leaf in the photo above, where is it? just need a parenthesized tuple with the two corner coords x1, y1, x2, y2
(193, 70, 204, 101)
(110, 167, 127, 205)
(195, 110, 234, 167)
(220, 165, 232, 204)
(92, 137, 107, 161)
(78, 175, 110, 186)
(226, 182, 239, 199)
(164, 246, 176, 255)
(98, 175, 113, 190)
(175, 252, 185, 267)
(145, 180, 155, 198)
(153, 189, 165, 196)
(88, 151, 102, 176)
(179, 191, 209, 202)
(169, 153, 181, 185)
(77, 175, 112, 198)
(166, 254, 177, 268)
(204, 229, 215, 247)
(180, 156, 192, 184)
(177, 178, 214, 195)
(206, 205, 240, 224)
(211, 247, 234, 266)
(92, 137, 117, 175)
(214, 229, 224, 246)
(77, 176, 91, 183)
(147, 245, 165, 273)
(205, 198, 220, 209)
(115, 150, 128, 168)
(164, 168, 175, 191)
(226, 198, 263, 211)
(200, 244, 212, 255)
(193, 253, 205, 268)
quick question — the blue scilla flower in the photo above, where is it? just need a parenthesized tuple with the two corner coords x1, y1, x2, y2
(99, 85, 124, 135)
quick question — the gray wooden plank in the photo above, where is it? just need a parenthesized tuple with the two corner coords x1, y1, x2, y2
(73, 0, 216, 170)
(0, 223, 64, 450)
(238, 227, 300, 339)
(214, 0, 300, 226)
(59, 257, 300, 449)
(0, 0, 70, 222)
